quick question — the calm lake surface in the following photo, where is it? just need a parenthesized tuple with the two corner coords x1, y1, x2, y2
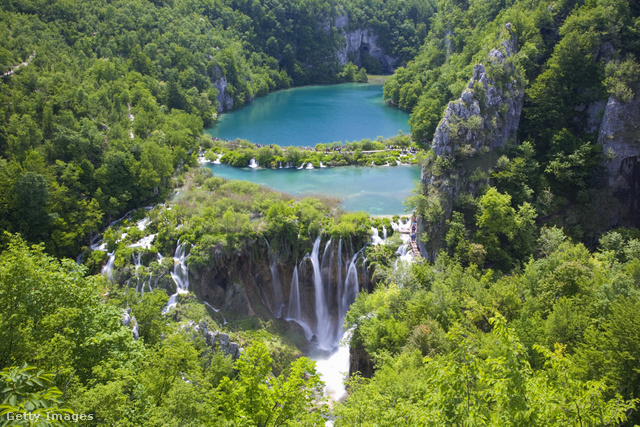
(203, 163, 421, 215)
(206, 83, 411, 146)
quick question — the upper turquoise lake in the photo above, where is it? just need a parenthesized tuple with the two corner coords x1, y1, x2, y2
(206, 83, 411, 146)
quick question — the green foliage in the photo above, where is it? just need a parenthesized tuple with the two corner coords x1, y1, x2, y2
(476, 187, 537, 269)
(0, 234, 142, 381)
(218, 342, 327, 426)
(0, 364, 75, 426)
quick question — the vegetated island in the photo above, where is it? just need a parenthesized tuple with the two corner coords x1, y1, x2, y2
(201, 134, 425, 168)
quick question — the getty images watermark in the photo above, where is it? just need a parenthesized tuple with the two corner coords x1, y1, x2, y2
(5, 412, 94, 422)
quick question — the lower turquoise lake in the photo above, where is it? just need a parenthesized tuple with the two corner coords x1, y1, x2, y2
(203, 163, 421, 215)
(206, 83, 411, 146)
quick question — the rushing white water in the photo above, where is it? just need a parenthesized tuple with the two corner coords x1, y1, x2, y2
(248, 158, 259, 168)
(213, 153, 223, 164)
(132, 252, 142, 293)
(309, 236, 333, 350)
(287, 266, 301, 320)
(306, 162, 315, 169)
(163, 241, 190, 313)
(102, 252, 115, 281)
(339, 254, 359, 332)
(297, 162, 306, 169)
(128, 233, 156, 249)
(371, 227, 384, 245)
(312, 329, 353, 403)
(265, 240, 284, 318)
(320, 161, 327, 168)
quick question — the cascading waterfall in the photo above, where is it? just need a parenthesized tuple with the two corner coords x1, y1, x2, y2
(338, 253, 359, 337)
(102, 252, 115, 282)
(371, 227, 384, 245)
(309, 236, 333, 350)
(132, 252, 143, 294)
(163, 240, 189, 313)
(287, 266, 301, 320)
(321, 239, 333, 316)
(248, 158, 258, 168)
(265, 239, 284, 318)
(285, 266, 314, 340)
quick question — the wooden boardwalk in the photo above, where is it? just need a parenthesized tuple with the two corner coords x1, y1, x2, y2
(410, 240, 421, 258)
(398, 228, 422, 259)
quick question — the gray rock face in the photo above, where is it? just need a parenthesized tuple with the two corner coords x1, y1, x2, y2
(187, 320, 242, 360)
(335, 15, 397, 73)
(420, 25, 523, 259)
(212, 67, 234, 113)
(431, 34, 524, 161)
(121, 308, 139, 340)
(598, 95, 640, 222)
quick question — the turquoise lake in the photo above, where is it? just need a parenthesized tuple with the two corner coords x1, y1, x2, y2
(203, 163, 421, 215)
(206, 83, 411, 146)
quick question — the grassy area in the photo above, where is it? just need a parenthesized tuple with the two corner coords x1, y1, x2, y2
(367, 74, 391, 84)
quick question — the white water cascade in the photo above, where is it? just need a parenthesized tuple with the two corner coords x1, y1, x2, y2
(132, 252, 143, 293)
(102, 252, 116, 281)
(265, 240, 284, 318)
(163, 241, 190, 313)
(309, 236, 334, 350)
(248, 158, 259, 168)
(285, 266, 314, 340)
(371, 227, 384, 245)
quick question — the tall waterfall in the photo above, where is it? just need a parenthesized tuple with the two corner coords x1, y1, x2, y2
(339, 254, 359, 334)
(287, 266, 301, 320)
(285, 266, 314, 340)
(265, 240, 284, 318)
(281, 235, 365, 352)
(310, 236, 334, 350)
(163, 240, 190, 313)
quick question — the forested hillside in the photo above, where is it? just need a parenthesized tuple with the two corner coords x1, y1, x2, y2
(0, 0, 429, 258)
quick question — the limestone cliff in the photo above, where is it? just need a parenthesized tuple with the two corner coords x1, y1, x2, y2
(211, 67, 234, 113)
(419, 24, 524, 259)
(430, 30, 523, 160)
(335, 14, 398, 74)
(189, 237, 371, 344)
(599, 95, 640, 224)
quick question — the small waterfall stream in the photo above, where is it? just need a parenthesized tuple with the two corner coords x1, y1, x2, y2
(163, 240, 190, 313)
(266, 240, 284, 318)
(285, 266, 314, 340)
(102, 252, 116, 282)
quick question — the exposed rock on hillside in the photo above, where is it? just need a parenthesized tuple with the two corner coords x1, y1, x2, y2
(335, 15, 398, 73)
(419, 25, 524, 259)
(212, 67, 234, 112)
(599, 95, 640, 224)
(431, 33, 523, 160)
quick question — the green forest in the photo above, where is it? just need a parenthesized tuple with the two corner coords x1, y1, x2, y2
(2, 0, 640, 423)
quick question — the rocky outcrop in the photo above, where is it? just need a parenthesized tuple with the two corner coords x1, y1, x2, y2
(212, 68, 234, 112)
(420, 24, 524, 259)
(335, 15, 398, 73)
(431, 32, 523, 160)
(121, 308, 139, 340)
(185, 320, 242, 360)
(599, 95, 640, 224)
